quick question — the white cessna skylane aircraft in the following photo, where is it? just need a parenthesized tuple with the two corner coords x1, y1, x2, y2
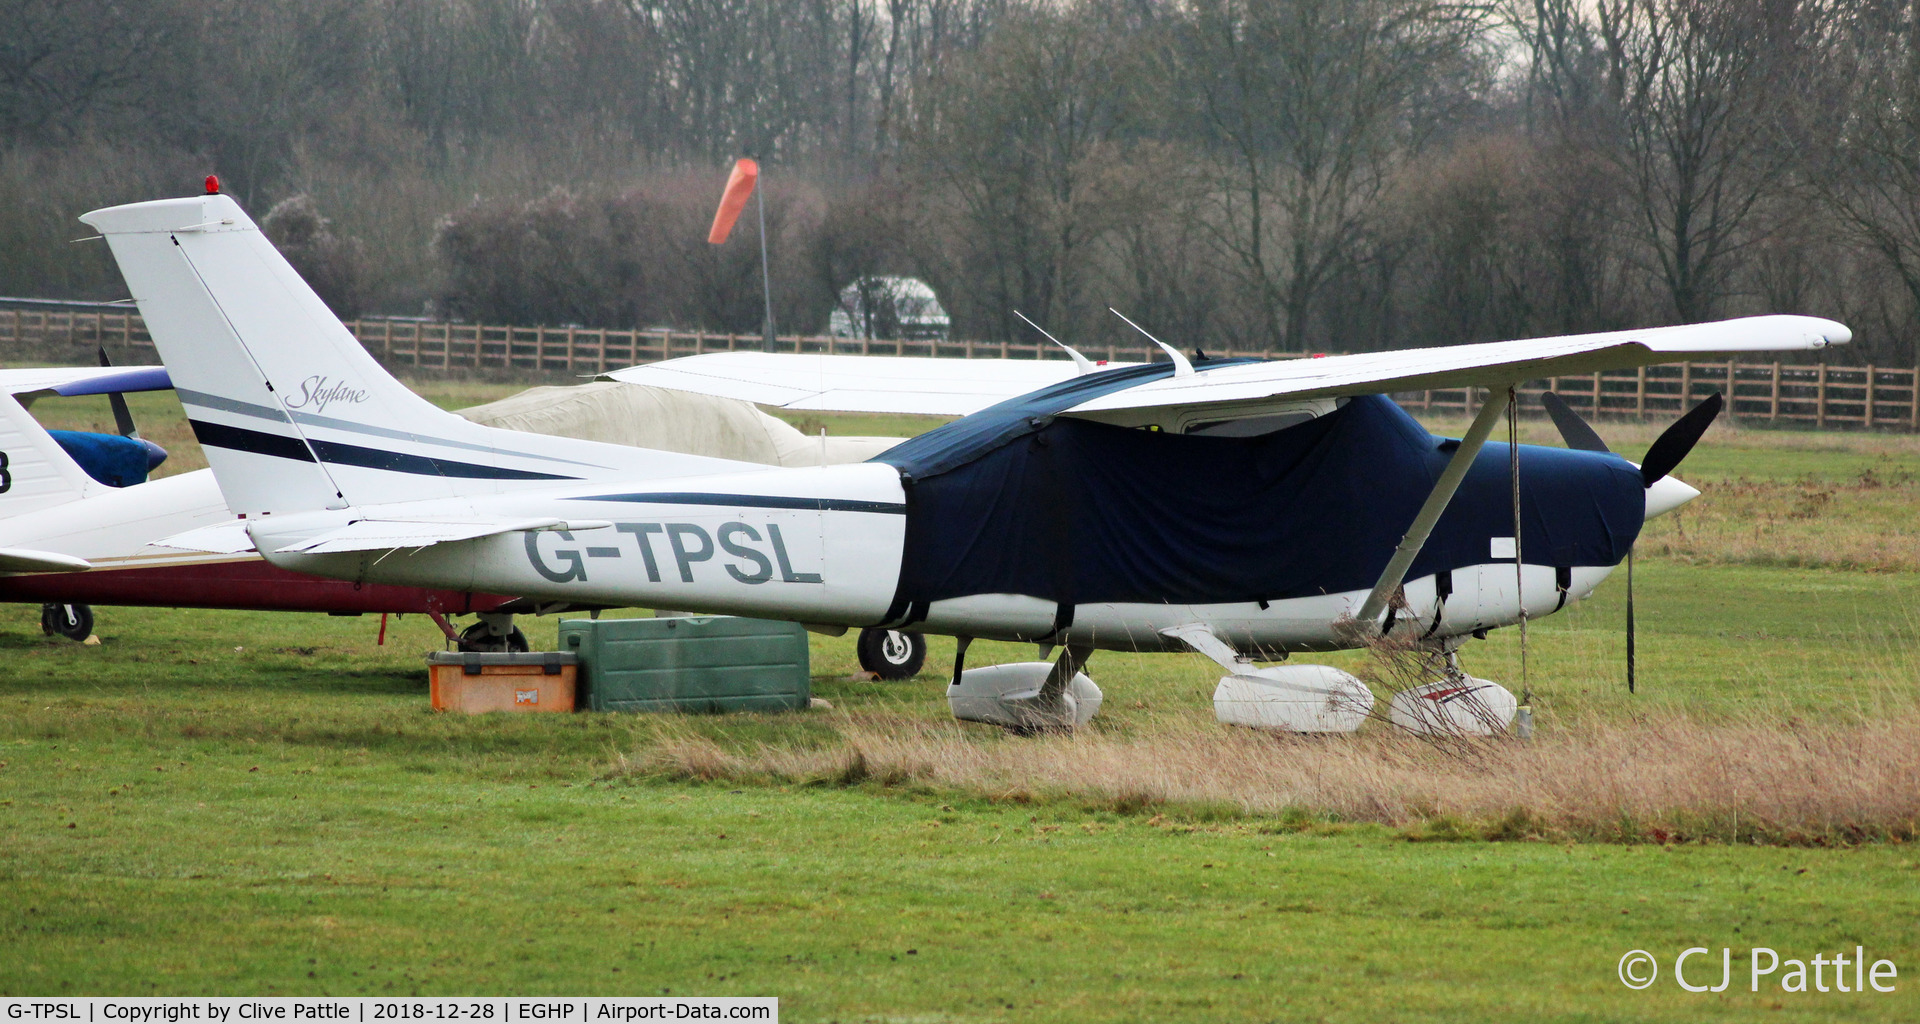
(83, 189, 1850, 732)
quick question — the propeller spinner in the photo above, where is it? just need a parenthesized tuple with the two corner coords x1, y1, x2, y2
(1540, 390, 1712, 520)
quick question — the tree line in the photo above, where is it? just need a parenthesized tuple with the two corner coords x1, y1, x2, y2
(5, 0, 1920, 362)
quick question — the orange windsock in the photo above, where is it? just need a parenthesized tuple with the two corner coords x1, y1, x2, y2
(707, 158, 759, 244)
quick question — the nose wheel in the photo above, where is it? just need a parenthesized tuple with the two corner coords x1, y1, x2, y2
(857, 627, 926, 680)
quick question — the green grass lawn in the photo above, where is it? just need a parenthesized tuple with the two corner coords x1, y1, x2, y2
(4, 569, 1919, 1018)
(6, 379, 1920, 1017)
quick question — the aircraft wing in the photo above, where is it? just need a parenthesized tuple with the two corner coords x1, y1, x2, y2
(0, 365, 171, 399)
(272, 517, 614, 555)
(1059, 316, 1848, 415)
(600, 352, 1130, 416)
(602, 316, 1846, 419)
(0, 547, 92, 573)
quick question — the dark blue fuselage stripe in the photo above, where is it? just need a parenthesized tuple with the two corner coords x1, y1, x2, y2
(189, 419, 314, 462)
(189, 419, 578, 481)
(574, 492, 905, 514)
(308, 440, 578, 481)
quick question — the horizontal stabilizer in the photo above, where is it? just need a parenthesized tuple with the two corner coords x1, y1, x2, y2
(152, 520, 257, 554)
(275, 517, 614, 555)
(0, 548, 93, 573)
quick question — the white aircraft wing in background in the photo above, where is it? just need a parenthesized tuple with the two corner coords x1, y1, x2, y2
(601, 352, 1134, 416)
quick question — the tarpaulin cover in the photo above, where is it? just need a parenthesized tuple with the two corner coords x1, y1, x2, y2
(457, 381, 900, 467)
(879, 392, 1645, 609)
(49, 430, 156, 488)
(879, 360, 1243, 481)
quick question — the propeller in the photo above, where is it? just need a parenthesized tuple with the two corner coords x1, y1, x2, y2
(97, 347, 168, 473)
(1539, 390, 1724, 694)
(1638, 392, 1723, 486)
(99, 348, 139, 438)
(1540, 391, 1610, 453)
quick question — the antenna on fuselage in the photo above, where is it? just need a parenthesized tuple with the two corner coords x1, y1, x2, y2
(1012, 310, 1095, 376)
(1108, 308, 1193, 377)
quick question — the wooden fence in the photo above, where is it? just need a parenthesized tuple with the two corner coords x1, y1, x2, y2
(1393, 362, 1920, 429)
(3, 307, 1912, 430)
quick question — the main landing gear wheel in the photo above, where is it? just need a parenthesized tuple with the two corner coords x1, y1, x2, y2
(457, 621, 529, 653)
(857, 628, 926, 680)
(41, 603, 93, 642)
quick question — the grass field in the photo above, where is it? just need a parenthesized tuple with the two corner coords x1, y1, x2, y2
(5, 377, 1920, 1018)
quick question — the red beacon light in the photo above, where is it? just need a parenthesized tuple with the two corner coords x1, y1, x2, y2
(204, 175, 220, 195)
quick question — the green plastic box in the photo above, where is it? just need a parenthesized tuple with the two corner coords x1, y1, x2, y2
(557, 615, 811, 713)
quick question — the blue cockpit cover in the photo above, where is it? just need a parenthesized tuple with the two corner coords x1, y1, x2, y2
(877, 392, 1645, 610)
(49, 430, 154, 488)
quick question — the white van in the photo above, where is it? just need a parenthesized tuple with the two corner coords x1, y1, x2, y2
(827, 276, 950, 341)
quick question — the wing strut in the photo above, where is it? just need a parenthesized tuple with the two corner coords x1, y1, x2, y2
(1354, 386, 1513, 631)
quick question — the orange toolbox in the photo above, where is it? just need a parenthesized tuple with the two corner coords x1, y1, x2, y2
(427, 651, 579, 713)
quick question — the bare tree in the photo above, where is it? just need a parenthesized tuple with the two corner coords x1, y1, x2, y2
(194, 0, 391, 202)
(1812, 0, 1920, 360)
(1507, 0, 1639, 336)
(1179, 0, 1488, 351)
(1593, 0, 1829, 322)
(908, 2, 1149, 341)
(382, 0, 541, 157)
(0, 0, 185, 141)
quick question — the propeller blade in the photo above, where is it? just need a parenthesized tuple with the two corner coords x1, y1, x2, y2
(1625, 547, 1636, 694)
(1540, 391, 1612, 453)
(1639, 392, 1723, 487)
(106, 392, 138, 438)
(98, 348, 139, 438)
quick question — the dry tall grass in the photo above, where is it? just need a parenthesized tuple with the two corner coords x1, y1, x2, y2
(627, 709, 1920, 845)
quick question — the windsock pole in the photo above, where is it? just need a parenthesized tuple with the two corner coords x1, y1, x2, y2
(756, 179, 775, 352)
(707, 158, 775, 352)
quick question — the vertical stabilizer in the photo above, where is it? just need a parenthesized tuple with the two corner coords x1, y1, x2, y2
(83, 195, 347, 513)
(81, 194, 748, 516)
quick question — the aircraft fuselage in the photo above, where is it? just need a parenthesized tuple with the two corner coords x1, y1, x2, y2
(255, 447, 1629, 654)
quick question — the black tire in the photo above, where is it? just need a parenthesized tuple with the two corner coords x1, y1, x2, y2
(41, 603, 93, 642)
(457, 621, 529, 653)
(857, 627, 926, 680)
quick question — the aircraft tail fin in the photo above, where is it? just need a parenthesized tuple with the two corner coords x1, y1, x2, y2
(81, 193, 746, 516)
